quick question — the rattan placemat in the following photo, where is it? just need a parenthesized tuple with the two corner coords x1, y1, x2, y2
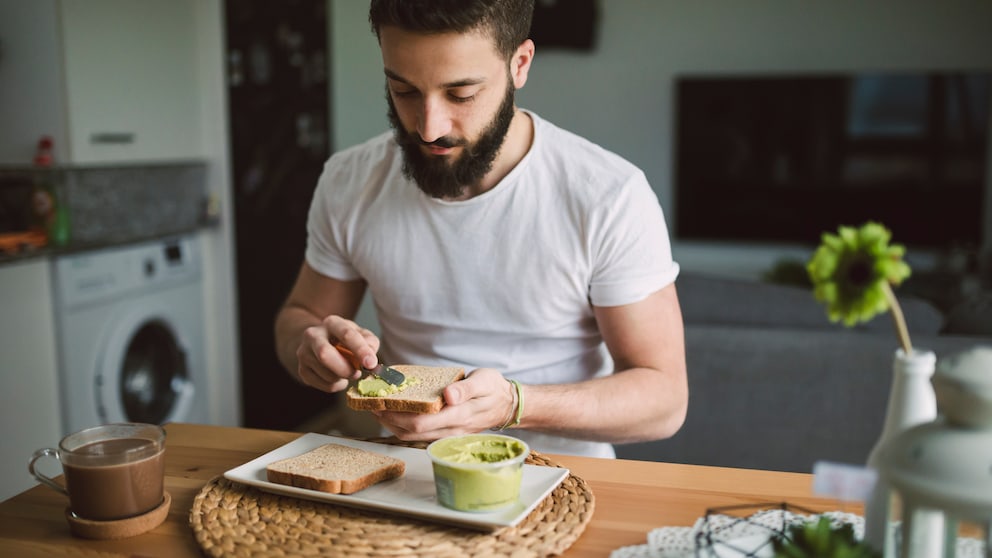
(188, 440, 595, 557)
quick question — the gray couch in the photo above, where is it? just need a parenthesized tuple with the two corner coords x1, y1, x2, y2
(614, 272, 990, 473)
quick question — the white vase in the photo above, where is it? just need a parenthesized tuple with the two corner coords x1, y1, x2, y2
(863, 348, 940, 557)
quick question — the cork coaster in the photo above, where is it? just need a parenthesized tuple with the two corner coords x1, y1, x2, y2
(66, 491, 172, 540)
(189, 442, 595, 557)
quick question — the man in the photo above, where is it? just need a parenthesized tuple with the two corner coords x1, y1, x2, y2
(275, 0, 687, 458)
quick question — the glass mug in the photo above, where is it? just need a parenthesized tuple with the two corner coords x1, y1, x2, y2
(28, 423, 166, 521)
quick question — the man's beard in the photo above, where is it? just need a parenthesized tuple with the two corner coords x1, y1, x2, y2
(387, 82, 516, 199)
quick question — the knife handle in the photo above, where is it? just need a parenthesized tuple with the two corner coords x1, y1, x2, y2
(334, 343, 364, 371)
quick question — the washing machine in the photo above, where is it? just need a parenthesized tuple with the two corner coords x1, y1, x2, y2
(51, 235, 209, 434)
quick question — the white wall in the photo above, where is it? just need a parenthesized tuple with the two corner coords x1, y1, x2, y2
(330, 0, 992, 279)
(0, 260, 61, 501)
(330, 1, 388, 151)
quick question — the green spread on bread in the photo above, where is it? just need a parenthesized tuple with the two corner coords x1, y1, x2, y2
(356, 375, 419, 397)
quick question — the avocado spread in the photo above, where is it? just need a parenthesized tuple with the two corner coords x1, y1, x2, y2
(356, 375, 418, 397)
(427, 434, 528, 512)
(429, 436, 526, 464)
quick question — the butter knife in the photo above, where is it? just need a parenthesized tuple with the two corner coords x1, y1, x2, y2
(334, 343, 406, 386)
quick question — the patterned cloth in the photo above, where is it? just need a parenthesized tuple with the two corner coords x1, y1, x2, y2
(610, 509, 986, 558)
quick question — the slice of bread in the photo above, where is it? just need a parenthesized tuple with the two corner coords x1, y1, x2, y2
(345, 364, 465, 414)
(266, 443, 405, 494)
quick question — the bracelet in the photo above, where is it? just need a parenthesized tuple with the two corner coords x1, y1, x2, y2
(492, 379, 524, 431)
(508, 379, 524, 428)
(493, 379, 517, 431)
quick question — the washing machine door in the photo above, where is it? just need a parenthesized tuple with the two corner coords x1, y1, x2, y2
(98, 310, 195, 425)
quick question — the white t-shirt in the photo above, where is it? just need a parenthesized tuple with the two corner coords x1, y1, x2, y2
(306, 110, 679, 457)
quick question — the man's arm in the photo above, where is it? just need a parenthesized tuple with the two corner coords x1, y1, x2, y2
(518, 282, 688, 443)
(376, 283, 688, 444)
(274, 262, 378, 393)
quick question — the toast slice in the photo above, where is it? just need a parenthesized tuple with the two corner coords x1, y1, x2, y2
(265, 443, 405, 494)
(346, 364, 465, 414)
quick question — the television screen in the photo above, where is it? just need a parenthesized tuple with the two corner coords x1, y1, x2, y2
(674, 72, 990, 248)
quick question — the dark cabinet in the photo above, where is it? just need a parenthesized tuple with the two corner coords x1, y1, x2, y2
(225, 0, 333, 430)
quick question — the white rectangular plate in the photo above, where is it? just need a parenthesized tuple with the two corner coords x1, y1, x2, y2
(223, 432, 569, 531)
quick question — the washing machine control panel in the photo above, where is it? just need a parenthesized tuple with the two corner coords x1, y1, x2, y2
(53, 237, 201, 309)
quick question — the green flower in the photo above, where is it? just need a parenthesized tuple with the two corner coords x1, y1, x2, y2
(806, 222, 913, 351)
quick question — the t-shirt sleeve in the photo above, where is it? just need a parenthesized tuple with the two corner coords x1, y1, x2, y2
(587, 170, 679, 307)
(303, 163, 363, 281)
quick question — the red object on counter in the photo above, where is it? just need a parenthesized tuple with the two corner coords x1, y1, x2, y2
(30, 134, 71, 247)
(34, 136, 54, 167)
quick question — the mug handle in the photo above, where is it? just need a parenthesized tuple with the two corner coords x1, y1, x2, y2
(28, 448, 69, 496)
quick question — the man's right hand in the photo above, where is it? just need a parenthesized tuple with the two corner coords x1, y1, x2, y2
(295, 315, 381, 393)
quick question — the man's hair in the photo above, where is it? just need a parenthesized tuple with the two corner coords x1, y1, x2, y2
(369, 0, 535, 60)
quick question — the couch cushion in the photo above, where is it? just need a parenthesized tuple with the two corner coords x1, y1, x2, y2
(676, 272, 943, 336)
(614, 325, 985, 472)
(942, 291, 992, 335)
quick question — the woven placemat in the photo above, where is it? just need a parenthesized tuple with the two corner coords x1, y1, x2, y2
(188, 440, 595, 557)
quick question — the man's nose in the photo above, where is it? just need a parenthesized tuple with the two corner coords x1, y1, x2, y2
(417, 98, 453, 144)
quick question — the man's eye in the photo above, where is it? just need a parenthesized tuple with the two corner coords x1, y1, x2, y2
(450, 93, 475, 103)
(392, 89, 418, 99)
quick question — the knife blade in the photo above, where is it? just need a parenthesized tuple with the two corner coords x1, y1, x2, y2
(334, 343, 406, 386)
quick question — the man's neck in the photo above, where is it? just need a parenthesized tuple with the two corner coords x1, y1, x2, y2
(446, 109, 534, 201)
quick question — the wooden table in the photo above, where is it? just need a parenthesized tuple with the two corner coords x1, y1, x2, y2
(0, 423, 858, 557)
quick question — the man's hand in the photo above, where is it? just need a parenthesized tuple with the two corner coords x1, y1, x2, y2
(373, 368, 516, 440)
(295, 315, 380, 393)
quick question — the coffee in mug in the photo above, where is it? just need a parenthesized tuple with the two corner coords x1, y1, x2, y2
(29, 423, 166, 522)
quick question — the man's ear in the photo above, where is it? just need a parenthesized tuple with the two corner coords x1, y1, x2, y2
(510, 39, 535, 89)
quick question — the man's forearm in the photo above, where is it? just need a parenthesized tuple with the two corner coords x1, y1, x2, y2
(516, 366, 687, 444)
(274, 304, 322, 380)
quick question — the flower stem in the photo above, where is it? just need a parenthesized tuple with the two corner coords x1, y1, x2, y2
(882, 281, 913, 354)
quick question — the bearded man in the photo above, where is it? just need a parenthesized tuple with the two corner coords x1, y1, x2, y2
(275, 0, 687, 458)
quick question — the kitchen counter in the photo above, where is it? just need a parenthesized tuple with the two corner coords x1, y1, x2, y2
(0, 161, 212, 267)
(0, 222, 216, 266)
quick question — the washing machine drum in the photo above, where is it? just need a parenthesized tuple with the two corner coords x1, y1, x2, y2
(99, 319, 195, 424)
